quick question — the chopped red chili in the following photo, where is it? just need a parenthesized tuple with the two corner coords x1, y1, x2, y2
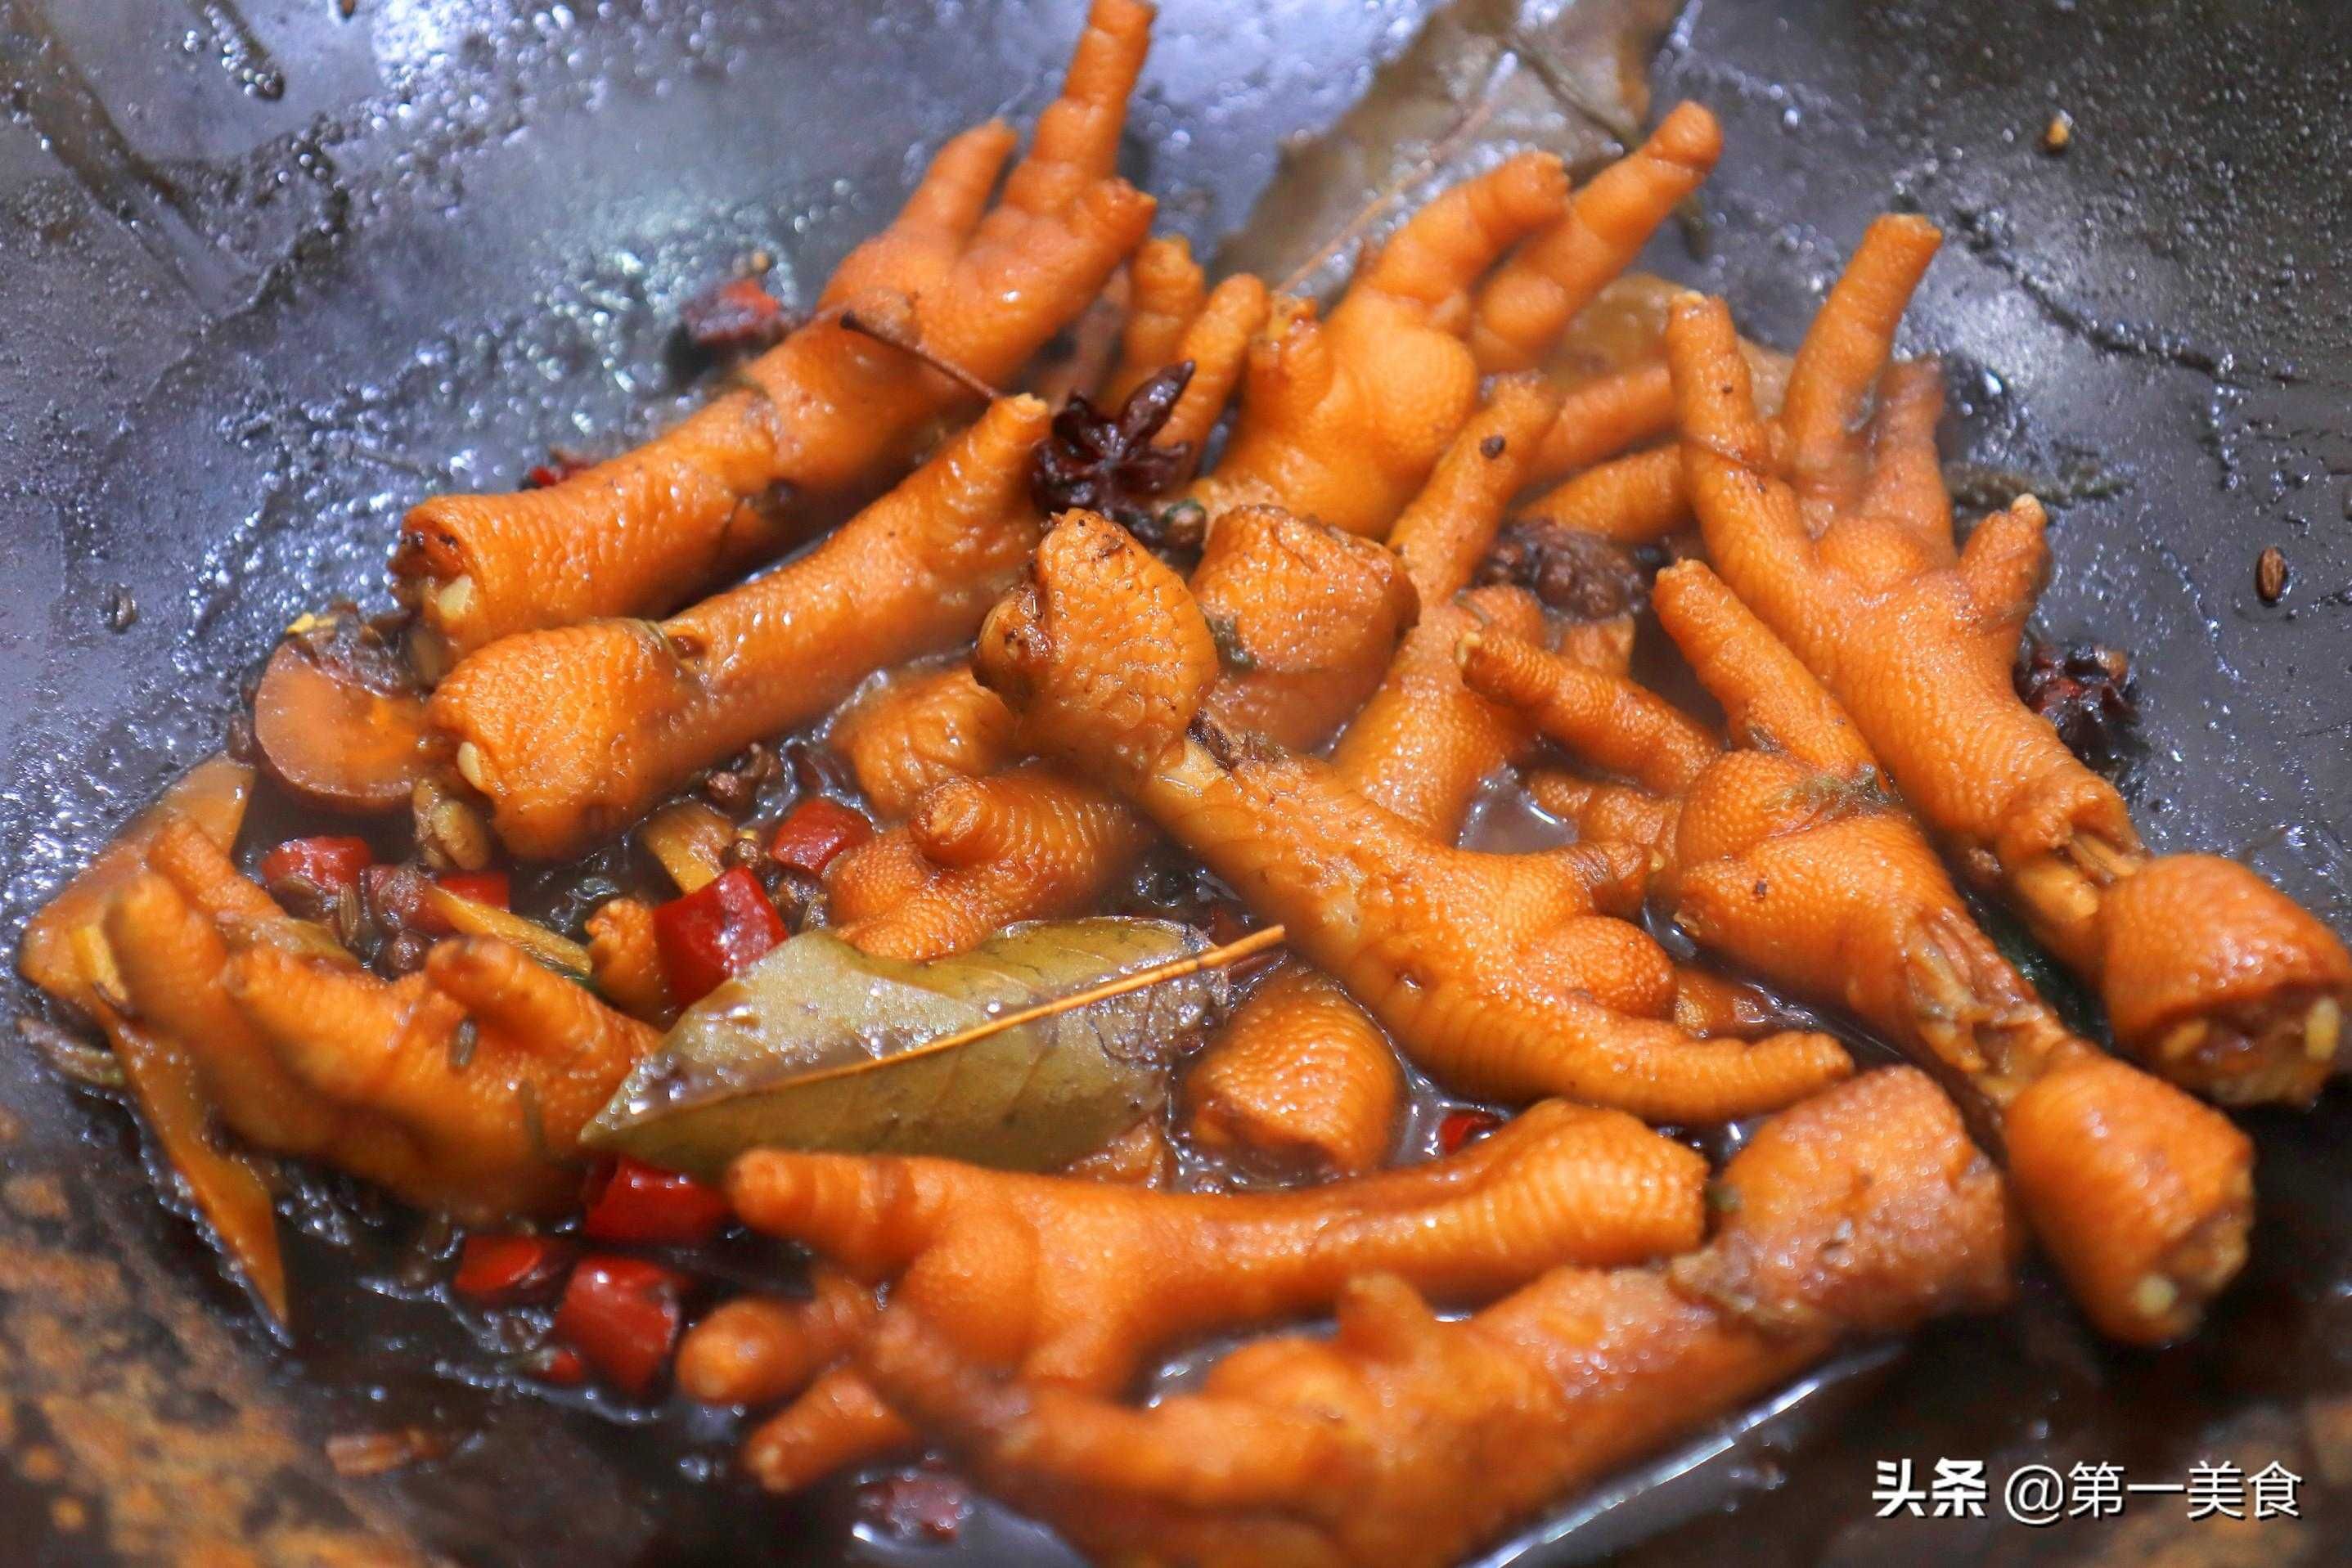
(523, 447, 595, 489)
(680, 276, 789, 353)
(767, 797, 873, 878)
(1437, 1108, 1504, 1156)
(581, 1155, 731, 1247)
(259, 835, 374, 894)
(652, 865, 787, 1005)
(526, 1343, 587, 1386)
(552, 1255, 690, 1397)
(435, 869, 512, 909)
(452, 1233, 576, 1304)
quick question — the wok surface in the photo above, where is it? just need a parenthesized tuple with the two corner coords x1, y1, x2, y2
(4, 1, 2351, 1563)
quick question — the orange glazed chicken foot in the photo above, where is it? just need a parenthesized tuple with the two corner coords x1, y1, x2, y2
(1193, 105, 1716, 538)
(1664, 226, 2352, 1104)
(1185, 379, 1567, 1175)
(719, 1096, 1707, 1490)
(393, 0, 1157, 658)
(429, 396, 1049, 859)
(975, 511, 1851, 1118)
(859, 1068, 2017, 1568)
(1459, 563, 2253, 1344)
(824, 500, 1415, 964)
(92, 818, 654, 1220)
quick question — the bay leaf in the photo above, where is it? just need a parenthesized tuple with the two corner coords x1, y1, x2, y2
(1216, 0, 1683, 297)
(584, 917, 1230, 1179)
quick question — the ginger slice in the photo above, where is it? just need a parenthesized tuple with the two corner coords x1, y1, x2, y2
(428, 396, 1048, 859)
(721, 1094, 1707, 1492)
(857, 1069, 2015, 1568)
(394, 0, 1158, 660)
(978, 511, 1850, 1118)
(1458, 560, 2255, 1344)
(1664, 221, 2352, 1103)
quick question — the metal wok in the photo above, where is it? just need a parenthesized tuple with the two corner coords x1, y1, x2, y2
(4, 1, 2350, 1562)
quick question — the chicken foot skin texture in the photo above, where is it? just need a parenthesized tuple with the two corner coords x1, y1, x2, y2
(823, 502, 1413, 961)
(813, 111, 1708, 958)
(1190, 107, 1714, 539)
(823, 263, 1278, 820)
(94, 818, 655, 1220)
(834, 661, 1019, 821)
(978, 512, 1851, 1117)
(1186, 381, 1563, 1173)
(1182, 961, 1406, 1177)
(1666, 231, 2352, 1104)
(1102, 236, 1274, 462)
(1188, 152, 1568, 537)
(721, 1096, 1707, 1491)
(429, 397, 1049, 859)
(1460, 562, 2254, 1343)
(857, 1067, 2017, 1568)
(1467, 102, 1724, 374)
(830, 763, 1152, 963)
(393, 0, 1156, 660)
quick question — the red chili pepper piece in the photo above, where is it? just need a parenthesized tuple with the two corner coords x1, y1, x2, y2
(452, 1233, 576, 1303)
(436, 869, 511, 909)
(1437, 1108, 1504, 1156)
(552, 1255, 690, 1397)
(528, 1344, 587, 1386)
(768, 797, 873, 878)
(680, 276, 789, 353)
(259, 835, 374, 894)
(581, 1155, 731, 1247)
(524, 447, 595, 489)
(652, 865, 786, 1005)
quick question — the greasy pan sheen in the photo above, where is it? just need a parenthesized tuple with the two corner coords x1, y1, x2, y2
(976, 512, 1852, 1119)
(1663, 218, 2352, 1104)
(855, 1069, 2017, 1568)
(1459, 558, 2253, 1345)
(392, 0, 1158, 663)
(719, 1095, 1706, 1490)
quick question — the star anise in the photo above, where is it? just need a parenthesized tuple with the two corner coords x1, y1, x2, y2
(1474, 518, 1653, 620)
(1031, 361, 1196, 536)
(2015, 636, 2138, 770)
